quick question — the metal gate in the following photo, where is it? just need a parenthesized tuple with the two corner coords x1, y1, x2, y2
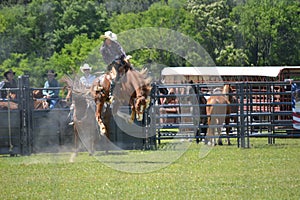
(1, 78, 300, 155)
(150, 81, 300, 148)
(0, 76, 154, 156)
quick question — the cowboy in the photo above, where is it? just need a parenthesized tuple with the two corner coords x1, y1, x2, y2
(42, 70, 60, 109)
(100, 31, 130, 99)
(79, 63, 96, 89)
(1, 69, 18, 99)
(68, 64, 96, 125)
(100, 31, 127, 67)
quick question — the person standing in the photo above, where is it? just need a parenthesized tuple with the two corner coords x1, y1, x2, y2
(79, 63, 96, 89)
(1, 69, 18, 99)
(42, 70, 60, 109)
(68, 64, 96, 125)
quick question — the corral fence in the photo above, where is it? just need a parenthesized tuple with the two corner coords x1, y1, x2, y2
(1, 77, 300, 156)
(0, 76, 153, 156)
(149, 81, 300, 148)
(0, 76, 74, 156)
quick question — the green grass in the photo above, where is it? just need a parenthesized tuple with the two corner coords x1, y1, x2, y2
(1, 138, 300, 200)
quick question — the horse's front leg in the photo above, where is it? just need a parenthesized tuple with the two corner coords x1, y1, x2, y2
(129, 97, 135, 123)
(95, 101, 107, 135)
(74, 125, 79, 156)
(206, 116, 213, 145)
(130, 106, 135, 123)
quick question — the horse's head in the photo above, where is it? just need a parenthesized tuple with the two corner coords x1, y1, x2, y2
(32, 90, 43, 99)
(134, 94, 151, 121)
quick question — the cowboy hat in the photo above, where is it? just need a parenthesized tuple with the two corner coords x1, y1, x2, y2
(80, 63, 92, 73)
(46, 70, 57, 77)
(4, 69, 16, 78)
(100, 31, 117, 41)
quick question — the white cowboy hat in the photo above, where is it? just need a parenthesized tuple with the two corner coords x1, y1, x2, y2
(80, 63, 92, 73)
(100, 31, 117, 41)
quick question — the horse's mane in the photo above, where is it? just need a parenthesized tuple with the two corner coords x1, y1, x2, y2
(123, 68, 152, 92)
(60, 75, 90, 96)
(112, 67, 152, 105)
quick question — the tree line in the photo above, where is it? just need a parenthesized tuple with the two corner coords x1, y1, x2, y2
(0, 0, 299, 86)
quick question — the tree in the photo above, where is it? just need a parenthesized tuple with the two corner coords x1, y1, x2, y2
(186, 0, 237, 65)
(232, 0, 300, 65)
(48, 34, 100, 76)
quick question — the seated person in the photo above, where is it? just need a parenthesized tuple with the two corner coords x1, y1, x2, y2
(0, 69, 18, 99)
(42, 70, 60, 109)
(160, 88, 179, 124)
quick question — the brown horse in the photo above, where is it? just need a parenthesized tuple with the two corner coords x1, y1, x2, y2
(90, 72, 112, 144)
(32, 89, 49, 109)
(61, 76, 100, 155)
(113, 67, 152, 123)
(0, 90, 49, 110)
(222, 84, 238, 124)
(206, 85, 231, 145)
(0, 101, 18, 110)
(107, 55, 152, 123)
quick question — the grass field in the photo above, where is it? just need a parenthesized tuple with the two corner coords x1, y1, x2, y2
(1, 138, 300, 200)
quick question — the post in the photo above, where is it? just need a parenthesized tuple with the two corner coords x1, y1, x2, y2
(19, 75, 32, 155)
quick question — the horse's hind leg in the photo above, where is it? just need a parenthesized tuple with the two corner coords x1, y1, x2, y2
(217, 126, 223, 145)
(205, 116, 211, 145)
(73, 126, 79, 157)
(207, 123, 216, 146)
(225, 116, 231, 145)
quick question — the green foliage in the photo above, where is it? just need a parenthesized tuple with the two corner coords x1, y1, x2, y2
(232, 0, 300, 65)
(49, 34, 101, 76)
(104, 0, 161, 16)
(186, 0, 237, 65)
(0, 0, 299, 83)
(216, 43, 249, 66)
(0, 14, 7, 33)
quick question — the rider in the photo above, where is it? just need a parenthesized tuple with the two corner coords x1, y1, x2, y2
(69, 63, 96, 125)
(100, 31, 128, 97)
(100, 31, 127, 68)
(79, 63, 96, 89)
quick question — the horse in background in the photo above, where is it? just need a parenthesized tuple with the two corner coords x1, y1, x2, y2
(61, 76, 101, 155)
(206, 85, 231, 146)
(189, 84, 208, 144)
(0, 89, 48, 110)
(222, 84, 239, 125)
(32, 89, 49, 109)
(0, 101, 18, 110)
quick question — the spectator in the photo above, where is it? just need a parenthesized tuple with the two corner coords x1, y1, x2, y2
(0, 69, 18, 99)
(160, 88, 179, 124)
(79, 63, 96, 89)
(42, 70, 60, 109)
